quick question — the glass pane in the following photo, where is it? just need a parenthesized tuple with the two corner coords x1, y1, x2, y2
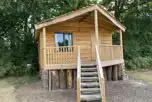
(55, 33, 64, 47)
(64, 34, 72, 46)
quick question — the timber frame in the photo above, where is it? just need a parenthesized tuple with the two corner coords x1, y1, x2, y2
(35, 4, 126, 102)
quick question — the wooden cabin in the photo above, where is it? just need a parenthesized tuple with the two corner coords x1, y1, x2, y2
(35, 5, 126, 102)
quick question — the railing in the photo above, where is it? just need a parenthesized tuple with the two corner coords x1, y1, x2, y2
(95, 45, 106, 102)
(99, 44, 123, 61)
(45, 46, 78, 65)
(77, 46, 81, 102)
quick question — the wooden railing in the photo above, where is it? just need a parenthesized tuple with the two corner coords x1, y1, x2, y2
(77, 46, 81, 102)
(45, 46, 78, 65)
(99, 44, 123, 61)
(95, 45, 106, 102)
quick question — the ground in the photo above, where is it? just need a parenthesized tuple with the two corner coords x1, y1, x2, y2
(1, 70, 152, 102)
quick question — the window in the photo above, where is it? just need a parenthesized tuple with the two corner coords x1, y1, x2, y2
(55, 32, 72, 47)
(54, 32, 73, 52)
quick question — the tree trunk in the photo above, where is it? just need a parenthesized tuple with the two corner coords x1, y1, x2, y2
(103, 67, 107, 81)
(112, 65, 118, 81)
(67, 70, 73, 89)
(52, 70, 60, 89)
(59, 70, 66, 89)
(107, 66, 112, 81)
(41, 69, 48, 90)
(73, 70, 77, 89)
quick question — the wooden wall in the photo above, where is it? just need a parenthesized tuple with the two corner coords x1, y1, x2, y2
(42, 19, 113, 63)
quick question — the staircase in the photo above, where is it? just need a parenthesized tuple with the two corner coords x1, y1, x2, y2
(80, 65, 101, 102)
(77, 45, 105, 102)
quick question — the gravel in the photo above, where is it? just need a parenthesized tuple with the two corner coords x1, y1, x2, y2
(15, 80, 152, 102)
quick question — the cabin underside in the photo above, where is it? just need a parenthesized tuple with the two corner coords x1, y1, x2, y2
(41, 64, 124, 90)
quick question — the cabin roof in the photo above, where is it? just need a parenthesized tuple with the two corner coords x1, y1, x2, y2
(35, 4, 126, 31)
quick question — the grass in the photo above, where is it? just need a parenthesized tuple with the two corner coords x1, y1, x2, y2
(0, 75, 39, 88)
(126, 69, 152, 85)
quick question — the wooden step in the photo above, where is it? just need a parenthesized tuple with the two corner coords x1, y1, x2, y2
(81, 65, 96, 68)
(81, 77, 98, 82)
(81, 68, 97, 72)
(81, 72, 98, 77)
(81, 82, 99, 88)
(81, 94, 101, 101)
(81, 88, 100, 94)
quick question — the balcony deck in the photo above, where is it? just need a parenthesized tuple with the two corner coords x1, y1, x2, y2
(40, 45, 124, 70)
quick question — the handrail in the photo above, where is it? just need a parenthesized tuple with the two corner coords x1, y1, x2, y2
(44, 46, 78, 65)
(95, 45, 106, 102)
(77, 46, 81, 102)
(99, 44, 123, 61)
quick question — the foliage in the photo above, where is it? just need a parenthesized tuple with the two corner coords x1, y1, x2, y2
(0, 0, 151, 76)
(125, 57, 152, 70)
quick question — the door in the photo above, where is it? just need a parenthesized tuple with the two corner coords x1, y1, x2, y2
(75, 31, 92, 62)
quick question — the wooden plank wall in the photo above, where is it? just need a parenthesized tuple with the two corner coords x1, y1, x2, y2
(44, 19, 113, 63)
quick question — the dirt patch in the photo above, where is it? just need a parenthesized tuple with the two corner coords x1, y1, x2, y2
(1, 74, 152, 102)
(0, 80, 17, 102)
(15, 79, 152, 102)
(16, 81, 76, 102)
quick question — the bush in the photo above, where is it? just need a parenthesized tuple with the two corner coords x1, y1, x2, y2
(125, 56, 152, 70)
(0, 62, 37, 78)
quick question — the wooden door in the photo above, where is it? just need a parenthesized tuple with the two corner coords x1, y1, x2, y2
(75, 31, 92, 62)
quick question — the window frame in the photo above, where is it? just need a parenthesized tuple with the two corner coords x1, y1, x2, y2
(54, 32, 73, 47)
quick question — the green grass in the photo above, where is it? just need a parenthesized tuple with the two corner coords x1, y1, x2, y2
(126, 69, 152, 85)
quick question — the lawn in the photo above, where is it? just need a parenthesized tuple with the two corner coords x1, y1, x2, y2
(126, 69, 152, 85)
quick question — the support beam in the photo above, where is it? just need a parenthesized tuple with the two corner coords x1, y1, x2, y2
(94, 10, 99, 45)
(67, 70, 73, 89)
(49, 70, 52, 91)
(119, 30, 123, 58)
(42, 27, 47, 66)
(107, 66, 112, 81)
(112, 65, 118, 81)
(59, 70, 66, 89)
(119, 30, 123, 46)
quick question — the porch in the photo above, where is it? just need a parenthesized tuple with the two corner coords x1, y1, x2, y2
(41, 44, 124, 70)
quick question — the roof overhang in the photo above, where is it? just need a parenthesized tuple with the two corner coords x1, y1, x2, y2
(35, 4, 126, 40)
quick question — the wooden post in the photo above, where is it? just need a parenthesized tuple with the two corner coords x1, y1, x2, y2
(120, 30, 123, 46)
(94, 10, 99, 45)
(112, 65, 118, 81)
(52, 70, 60, 90)
(42, 27, 47, 67)
(103, 67, 107, 81)
(41, 69, 49, 90)
(119, 30, 123, 58)
(118, 64, 123, 80)
(59, 70, 66, 89)
(107, 66, 112, 81)
(73, 70, 77, 89)
(49, 70, 52, 91)
(67, 70, 73, 89)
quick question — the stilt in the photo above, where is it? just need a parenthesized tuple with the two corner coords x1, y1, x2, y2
(59, 69, 66, 89)
(118, 64, 123, 80)
(103, 67, 107, 81)
(67, 70, 73, 89)
(73, 70, 77, 89)
(52, 70, 60, 89)
(112, 65, 118, 81)
(107, 66, 112, 81)
(49, 70, 52, 91)
(41, 69, 49, 90)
